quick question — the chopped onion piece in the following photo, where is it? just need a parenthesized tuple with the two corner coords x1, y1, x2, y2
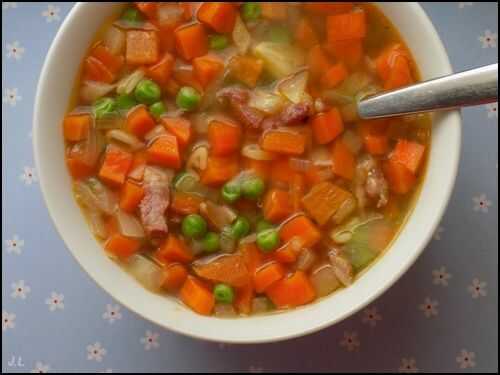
(199, 201, 237, 231)
(239, 233, 257, 245)
(219, 226, 237, 253)
(144, 125, 167, 142)
(252, 297, 272, 314)
(96, 114, 125, 130)
(278, 69, 309, 104)
(311, 264, 340, 297)
(106, 129, 145, 151)
(80, 81, 115, 104)
(116, 208, 145, 239)
(342, 130, 363, 155)
(214, 303, 237, 318)
(74, 178, 116, 215)
(296, 248, 316, 271)
(309, 146, 331, 167)
(87, 209, 107, 239)
(113, 19, 158, 31)
(328, 252, 353, 286)
(253, 42, 305, 79)
(103, 26, 125, 55)
(116, 69, 145, 95)
(314, 98, 328, 113)
(126, 255, 164, 292)
(186, 146, 209, 173)
(242, 143, 276, 161)
(233, 15, 251, 54)
(330, 213, 384, 244)
(248, 90, 286, 115)
(289, 157, 312, 173)
(331, 196, 357, 225)
(321, 90, 353, 105)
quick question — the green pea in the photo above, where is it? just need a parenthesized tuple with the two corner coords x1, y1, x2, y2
(149, 101, 167, 119)
(221, 182, 241, 203)
(134, 79, 161, 105)
(93, 97, 116, 119)
(115, 94, 137, 111)
(121, 8, 143, 23)
(241, 176, 265, 200)
(256, 219, 273, 233)
(256, 228, 280, 253)
(213, 283, 234, 304)
(231, 216, 251, 239)
(241, 2, 261, 21)
(209, 34, 229, 50)
(176, 86, 201, 111)
(267, 25, 292, 44)
(202, 232, 220, 253)
(181, 214, 207, 239)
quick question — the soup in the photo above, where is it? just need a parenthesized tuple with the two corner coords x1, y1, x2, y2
(62, 2, 430, 317)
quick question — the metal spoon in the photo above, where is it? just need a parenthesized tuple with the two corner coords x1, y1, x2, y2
(358, 63, 498, 119)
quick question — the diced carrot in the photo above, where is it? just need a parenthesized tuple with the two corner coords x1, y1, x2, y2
(327, 10, 367, 42)
(290, 173, 306, 212)
(301, 181, 353, 225)
(227, 55, 264, 88)
(321, 62, 348, 89)
(383, 160, 416, 194)
(171, 191, 203, 215)
(304, 165, 331, 187)
(201, 155, 239, 186)
(180, 276, 215, 315)
(197, 2, 237, 33)
(135, 2, 158, 20)
(303, 2, 354, 14)
(66, 156, 95, 180)
(91, 45, 124, 75)
(175, 23, 208, 61)
(270, 157, 294, 185)
(239, 243, 263, 276)
(254, 262, 285, 293)
(263, 188, 293, 223)
(63, 114, 91, 142)
(164, 78, 181, 97)
(104, 215, 119, 237)
(294, 17, 318, 49)
(193, 254, 251, 288)
(280, 215, 321, 248)
(274, 238, 302, 264)
(208, 120, 242, 157)
(98, 144, 133, 187)
(376, 43, 410, 82)
(324, 39, 363, 67)
(311, 108, 344, 145)
(83, 56, 114, 83)
(266, 271, 316, 308)
(243, 158, 271, 181)
(146, 52, 174, 86)
(384, 54, 413, 90)
(390, 139, 426, 174)
(146, 134, 181, 169)
(363, 134, 389, 155)
(261, 2, 288, 20)
(331, 139, 355, 180)
(126, 105, 156, 139)
(161, 117, 192, 149)
(156, 234, 194, 264)
(235, 284, 254, 315)
(307, 45, 331, 80)
(104, 233, 140, 259)
(181, 3, 193, 20)
(156, 25, 177, 53)
(126, 30, 160, 65)
(193, 54, 224, 88)
(161, 263, 188, 291)
(173, 69, 204, 94)
(128, 150, 148, 181)
(119, 180, 145, 213)
(260, 129, 305, 156)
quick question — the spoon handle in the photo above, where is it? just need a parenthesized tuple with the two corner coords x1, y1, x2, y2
(358, 63, 498, 119)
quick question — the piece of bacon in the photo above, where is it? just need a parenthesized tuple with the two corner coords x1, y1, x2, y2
(139, 167, 171, 238)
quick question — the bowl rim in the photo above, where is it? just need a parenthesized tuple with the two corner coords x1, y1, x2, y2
(33, 2, 462, 344)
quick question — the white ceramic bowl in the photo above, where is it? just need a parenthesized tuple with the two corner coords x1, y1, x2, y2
(33, 2, 461, 343)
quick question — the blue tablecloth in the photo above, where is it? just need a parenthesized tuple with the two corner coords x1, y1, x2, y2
(2, 2, 498, 373)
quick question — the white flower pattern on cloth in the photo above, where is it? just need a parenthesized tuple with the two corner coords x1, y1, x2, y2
(486, 102, 498, 119)
(19, 166, 38, 185)
(433, 226, 445, 241)
(432, 267, 452, 287)
(3, 88, 22, 107)
(2, 2, 17, 10)
(478, 30, 497, 48)
(361, 306, 382, 327)
(398, 358, 419, 373)
(87, 342, 107, 362)
(458, 2, 473, 8)
(467, 278, 487, 299)
(5, 234, 24, 255)
(339, 331, 360, 352)
(11, 280, 31, 299)
(472, 193, 492, 213)
(456, 349, 476, 369)
(41, 4, 61, 23)
(6, 41, 25, 60)
(419, 297, 439, 318)
(45, 292, 64, 311)
(102, 304, 122, 324)
(31, 361, 50, 373)
(2, 310, 16, 331)
(140, 330, 160, 350)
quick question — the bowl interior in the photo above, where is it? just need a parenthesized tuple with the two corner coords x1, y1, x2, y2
(34, 2, 461, 343)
